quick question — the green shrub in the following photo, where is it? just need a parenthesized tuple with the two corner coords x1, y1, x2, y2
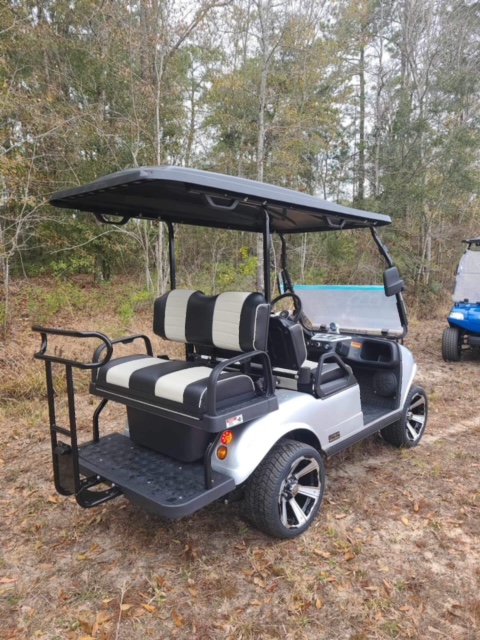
(118, 289, 155, 325)
(26, 281, 87, 324)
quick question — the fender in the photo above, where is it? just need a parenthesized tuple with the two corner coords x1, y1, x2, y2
(211, 386, 364, 485)
(211, 417, 320, 486)
(399, 345, 417, 406)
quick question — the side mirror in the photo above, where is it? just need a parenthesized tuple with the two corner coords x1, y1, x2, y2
(383, 266, 404, 297)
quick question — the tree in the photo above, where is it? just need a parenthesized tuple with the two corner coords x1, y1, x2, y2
(373, 0, 480, 288)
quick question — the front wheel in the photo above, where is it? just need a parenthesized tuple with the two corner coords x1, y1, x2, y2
(245, 439, 325, 538)
(442, 326, 462, 362)
(381, 385, 428, 448)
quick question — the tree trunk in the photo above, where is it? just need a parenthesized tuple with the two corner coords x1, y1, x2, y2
(357, 44, 366, 206)
(255, 0, 274, 294)
(256, 61, 268, 292)
(300, 233, 307, 282)
(1, 254, 9, 335)
(372, 15, 384, 199)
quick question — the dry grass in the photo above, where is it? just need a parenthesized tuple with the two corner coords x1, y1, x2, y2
(1, 280, 479, 640)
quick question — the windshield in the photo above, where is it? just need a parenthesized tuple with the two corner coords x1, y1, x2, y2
(453, 250, 480, 303)
(294, 284, 403, 336)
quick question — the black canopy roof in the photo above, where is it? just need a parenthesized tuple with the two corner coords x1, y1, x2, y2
(463, 237, 480, 246)
(49, 166, 391, 234)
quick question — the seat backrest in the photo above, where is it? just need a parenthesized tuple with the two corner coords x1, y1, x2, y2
(153, 290, 270, 353)
(268, 316, 307, 370)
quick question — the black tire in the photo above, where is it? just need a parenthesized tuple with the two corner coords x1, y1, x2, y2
(442, 326, 462, 362)
(381, 385, 428, 448)
(244, 439, 325, 538)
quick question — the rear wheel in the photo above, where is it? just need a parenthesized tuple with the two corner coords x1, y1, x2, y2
(245, 439, 325, 538)
(442, 326, 462, 361)
(381, 386, 427, 448)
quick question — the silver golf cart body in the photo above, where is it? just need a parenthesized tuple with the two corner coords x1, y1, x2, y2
(34, 166, 426, 538)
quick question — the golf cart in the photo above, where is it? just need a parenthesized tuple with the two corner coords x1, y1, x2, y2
(34, 166, 427, 538)
(442, 237, 480, 362)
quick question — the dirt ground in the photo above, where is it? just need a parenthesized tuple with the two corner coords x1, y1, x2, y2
(0, 291, 479, 640)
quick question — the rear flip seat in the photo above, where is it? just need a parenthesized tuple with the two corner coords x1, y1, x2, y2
(96, 354, 256, 416)
(91, 290, 277, 429)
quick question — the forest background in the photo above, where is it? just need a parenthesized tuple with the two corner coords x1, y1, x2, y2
(1, 0, 480, 333)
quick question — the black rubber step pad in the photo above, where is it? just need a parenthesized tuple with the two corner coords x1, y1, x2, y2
(78, 433, 235, 518)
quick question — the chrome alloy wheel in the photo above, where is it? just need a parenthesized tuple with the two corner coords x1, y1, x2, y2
(405, 391, 427, 443)
(278, 456, 322, 530)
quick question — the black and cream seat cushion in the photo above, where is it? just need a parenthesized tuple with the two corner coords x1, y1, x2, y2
(153, 289, 270, 352)
(95, 354, 256, 416)
(92, 290, 270, 417)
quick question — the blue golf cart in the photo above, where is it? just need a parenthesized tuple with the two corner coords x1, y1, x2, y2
(442, 237, 480, 361)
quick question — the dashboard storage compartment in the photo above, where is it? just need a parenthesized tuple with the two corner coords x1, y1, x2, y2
(360, 340, 394, 364)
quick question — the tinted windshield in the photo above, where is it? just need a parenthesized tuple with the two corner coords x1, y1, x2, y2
(295, 285, 403, 336)
(453, 250, 480, 303)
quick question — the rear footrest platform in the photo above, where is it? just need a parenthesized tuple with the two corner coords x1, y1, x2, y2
(78, 433, 235, 518)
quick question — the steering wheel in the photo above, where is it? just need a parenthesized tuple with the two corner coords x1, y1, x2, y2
(270, 292, 303, 323)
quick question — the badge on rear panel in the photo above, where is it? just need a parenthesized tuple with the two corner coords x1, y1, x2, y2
(226, 414, 243, 427)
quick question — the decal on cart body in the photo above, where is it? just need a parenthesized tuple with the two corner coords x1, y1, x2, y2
(226, 414, 243, 428)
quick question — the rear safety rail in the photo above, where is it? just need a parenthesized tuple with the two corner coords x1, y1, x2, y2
(91, 333, 153, 382)
(32, 325, 122, 508)
(33, 325, 114, 369)
(92, 333, 153, 363)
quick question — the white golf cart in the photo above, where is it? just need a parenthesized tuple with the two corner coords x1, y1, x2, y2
(34, 167, 427, 538)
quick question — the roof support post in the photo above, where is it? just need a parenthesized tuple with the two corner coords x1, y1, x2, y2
(279, 234, 294, 294)
(166, 221, 176, 290)
(370, 227, 408, 338)
(262, 208, 271, 302)
(370, 226, 393, 268)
